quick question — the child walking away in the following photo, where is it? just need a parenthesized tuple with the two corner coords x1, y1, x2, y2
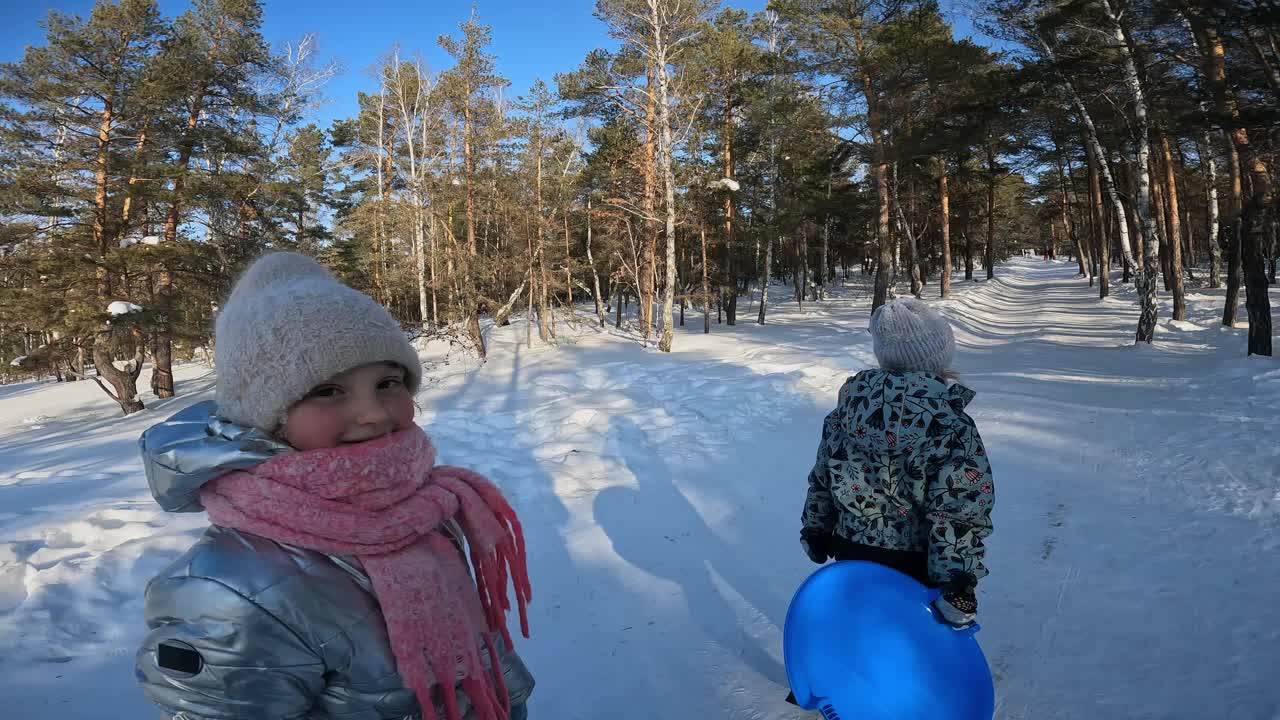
(800, 298, 994, 628)
(135, 252, 534, 720)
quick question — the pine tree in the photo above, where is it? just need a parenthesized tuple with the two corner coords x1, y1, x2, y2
(0, 0, 168, 413)
(439, 9, 509, 359)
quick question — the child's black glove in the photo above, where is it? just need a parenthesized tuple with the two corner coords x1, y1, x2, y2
(800, 529, 831, 564)
(932, 575, 978, 628)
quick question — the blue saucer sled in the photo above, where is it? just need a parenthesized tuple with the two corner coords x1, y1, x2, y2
(783, 561, 995, 720)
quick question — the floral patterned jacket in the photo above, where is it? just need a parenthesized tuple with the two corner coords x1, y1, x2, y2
(801, 369, 994, 586)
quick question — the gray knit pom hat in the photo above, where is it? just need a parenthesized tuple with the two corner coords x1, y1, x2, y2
(869, 298, 955, 375)
(213, 252, 422, 431)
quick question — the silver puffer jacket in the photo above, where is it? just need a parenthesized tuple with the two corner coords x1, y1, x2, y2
(135, 401, 535, 720)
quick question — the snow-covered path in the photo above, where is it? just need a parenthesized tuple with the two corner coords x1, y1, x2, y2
(1, 258, 1276, 719)
(946, 264, 1280, 720)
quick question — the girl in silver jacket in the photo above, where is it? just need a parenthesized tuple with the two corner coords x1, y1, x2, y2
(136, 252, 535, 720)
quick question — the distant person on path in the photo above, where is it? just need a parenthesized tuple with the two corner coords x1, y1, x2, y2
(799, 298, 995, 628)
(135, 252, 534, 720)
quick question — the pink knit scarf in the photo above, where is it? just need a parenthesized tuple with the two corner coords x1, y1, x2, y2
(200, 426, 531, 720)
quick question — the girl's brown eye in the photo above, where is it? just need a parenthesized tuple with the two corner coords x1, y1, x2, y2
(308, 386, 343, 399)
(378, 377, 404, 390)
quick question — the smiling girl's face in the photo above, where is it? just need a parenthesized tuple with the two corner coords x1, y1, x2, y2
(281, 362, 415, 451)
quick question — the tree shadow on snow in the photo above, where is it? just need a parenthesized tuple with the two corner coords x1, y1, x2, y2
(593, 415, 791, 687)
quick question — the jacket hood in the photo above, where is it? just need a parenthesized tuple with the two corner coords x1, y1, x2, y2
(138, 400, 291, 512)
(843, 369, 976, 456)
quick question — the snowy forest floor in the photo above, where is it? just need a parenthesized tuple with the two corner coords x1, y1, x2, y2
(1, 258, 1277, 719)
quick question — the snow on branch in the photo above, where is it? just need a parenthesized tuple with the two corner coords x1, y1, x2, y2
(708, 177, 740, 192)
(107, 301, 144, 316)
(119, 235, 161, 248)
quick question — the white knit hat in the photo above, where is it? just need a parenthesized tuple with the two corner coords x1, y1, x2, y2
(869, 298, 955, 375)
(213, 252, 422, 431)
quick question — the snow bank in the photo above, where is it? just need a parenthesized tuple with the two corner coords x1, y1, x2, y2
(1164, 319, 1208, 332)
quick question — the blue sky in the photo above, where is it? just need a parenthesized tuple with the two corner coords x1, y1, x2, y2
(2, 0, 1000, 131)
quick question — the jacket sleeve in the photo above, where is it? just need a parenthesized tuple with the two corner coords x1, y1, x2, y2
(801, 383, 850, 535)
(136, 575, 325, 720)
(924, 417, 994, 586)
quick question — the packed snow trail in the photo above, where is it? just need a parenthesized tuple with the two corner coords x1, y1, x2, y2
(0, 258, 1276, 719)
(943, 263, 1279, 720)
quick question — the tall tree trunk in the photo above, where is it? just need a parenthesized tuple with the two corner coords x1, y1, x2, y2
(1269, 218, 1278, 285)
(150, 265, 175, 399)
(855, 29, 893, 311)
(1057, 151, 1088, 280)
(701, 225, 711, 334)
(722, 98, 738, 325)
(1269, 219, 1278, 285)
(1174, 141, 1198, 281)
(893, 231, 902, 286)
(891, 162, 923, 296)
(821, 163, 832, 300)
(1241, 164, 1274, 354)
(1121, 159, 1144, 268)
(1039, 36, 1140, 286)
(126, 124, 162, 393)
(654, 12, 678, 353)
(1087, 138, 1111, 297)
(758, 236, 772, 324)
(802, 225, 812, 301)
(642, 62, 659, 341)
(1160, 134, 1187, 320)
(429, 214, 439, 325)
(874, 151, 893, 307)
(527, 225, 535, 349)
(375, 88, 388, 305)
(1202, 22, 1279, 352)
(461, 81, 486, 358)
(1082, 146, 1098, 279)
(152, 98, 205, 400)
(804, 232, 812, 302)
(92, 106, 111, 254)
(939, 157, 953, 298)
(791, 239, 800, 304)
(464, 85, 477, 258)
(586, 198, 606, 328)
(163, 98, 204, 244)
(616, 282, 623, 329)
(964, 212, 975, 280)
(564, 211, 573, 308)
(1102, 0, 1161, 342)
(91, 102, 145, 413)
(446, 206, 457, 316)
(535, 143, 551, 342)
(1153, 159, 1173, 291)
(1187, 14, 1246, 328)
(985, 142, 997, 280)
(415, 194, 430, 331)
(907, 215, 922, 297)
(1184, 206, 1197, 281)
